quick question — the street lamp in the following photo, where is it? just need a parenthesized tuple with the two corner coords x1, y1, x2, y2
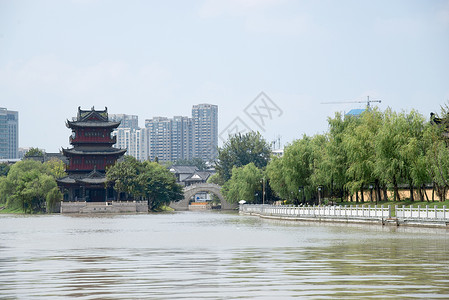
(261, 177, 266, 205)
(317, 186, 322, 205)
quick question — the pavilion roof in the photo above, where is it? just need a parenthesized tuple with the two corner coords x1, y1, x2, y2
(62, 147, 126, 156)
(66, 120, 121, 129)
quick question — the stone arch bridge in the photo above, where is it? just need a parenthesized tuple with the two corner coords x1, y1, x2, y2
(169, 183, 236, 211)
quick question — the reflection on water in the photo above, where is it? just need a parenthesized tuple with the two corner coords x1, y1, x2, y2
(0, 212, 448, 299)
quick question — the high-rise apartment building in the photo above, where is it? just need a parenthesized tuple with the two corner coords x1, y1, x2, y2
(0, 108, 19, 159)
(192, 104, 218, 161)
(109, 114, 139, 130)
(144, 116, 193, 162)
(113, 104, 217, 162)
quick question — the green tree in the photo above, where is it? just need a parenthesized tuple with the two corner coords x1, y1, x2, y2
(46, 187, 63, 213)
(0, 160, 59, 213)
(106, 156, 141, 200)
(106, 156, 184, 210)
(140, 161, 184, 210)
(216, 132, 271, 182)
(207, 173, 225, 186)
(325, 112, 355, 200)
(399, 110, 427, 201)
(276, 135, 316, 203)
(174, 158, 207, 171)
(343, 109, 382, 202)
(44, 158, 67, 179)
(424, 115, 449, 201)
(374, 109, 404, 201)
(24, 147, 44, 158)
(266, 155, 289, 200)
(0, 163, 10, 177)
(222, 163, 263, 204)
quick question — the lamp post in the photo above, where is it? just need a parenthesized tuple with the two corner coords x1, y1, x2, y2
(318, 186, 322, 205)
(262, 177, 266, 205)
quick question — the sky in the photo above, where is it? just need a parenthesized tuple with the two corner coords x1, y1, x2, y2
(1, 0, 448, 152)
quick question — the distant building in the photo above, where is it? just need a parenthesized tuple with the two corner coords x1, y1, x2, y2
(345, 108, 365, 117)
(109, 114, 139, 130)
(192, 104, 218, 161)
(169, 165, 213, 187)
(0, 108, 18, 159)
(144, 116, 193, 162)
(112, 104, 217, 162)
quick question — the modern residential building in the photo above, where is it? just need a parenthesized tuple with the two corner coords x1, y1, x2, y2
(0, 108, 18, 159)
(192, 104, 218, 161)
(113, 104, 217, 162)
(109, 114, 139, 130)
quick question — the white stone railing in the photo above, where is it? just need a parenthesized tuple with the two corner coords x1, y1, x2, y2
(396, 205, 449, 220)
(241, 204, 391, 219)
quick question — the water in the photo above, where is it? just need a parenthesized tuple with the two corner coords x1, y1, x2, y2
(1, 212, 449, 299)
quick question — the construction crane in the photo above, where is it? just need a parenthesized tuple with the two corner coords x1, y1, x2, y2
(321, 96, 381, 108)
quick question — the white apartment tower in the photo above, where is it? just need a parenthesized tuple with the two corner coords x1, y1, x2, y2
(192, 104, 218, 161)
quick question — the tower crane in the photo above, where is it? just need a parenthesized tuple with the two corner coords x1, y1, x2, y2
(321, 96, 381, 108)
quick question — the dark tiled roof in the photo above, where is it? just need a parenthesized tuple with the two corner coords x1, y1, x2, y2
(169, 165, 198, 174)
(184, 171, 212, 182)
(57, 169, 107, 185)
(66, 120, 121, 129)
(62, 147, 126, 156)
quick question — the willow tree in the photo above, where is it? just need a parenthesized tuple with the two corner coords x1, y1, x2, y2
(222, 163, 264, 204)
(343, 109, 382, 202)
(216, 132, 271, 182)
(325, 112, 353, 200)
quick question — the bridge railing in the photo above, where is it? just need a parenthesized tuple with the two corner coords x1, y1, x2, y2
(241, 204, 391, 219)
(396, 205, 449, 220)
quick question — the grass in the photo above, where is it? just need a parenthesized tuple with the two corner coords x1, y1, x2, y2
(151, 205, 175, 212)
(0, 206, 25, 214)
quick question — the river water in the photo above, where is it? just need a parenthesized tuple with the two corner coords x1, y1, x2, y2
(1, 211, 449, 299)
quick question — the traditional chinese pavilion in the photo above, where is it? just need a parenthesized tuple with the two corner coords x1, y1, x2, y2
(57, 107, 126, 202)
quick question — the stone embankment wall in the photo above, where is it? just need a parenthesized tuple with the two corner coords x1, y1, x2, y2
(61, 201, 148, 213)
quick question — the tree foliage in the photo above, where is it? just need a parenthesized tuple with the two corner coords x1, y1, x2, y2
(106, 156, 184, 210)
(173, 158, 207, 171)
(0, 160, 61, 213)
(0, 163, 10, 177)
(221, 163, 264, 204)
(24, 147, 44, 158)
(216, 132, 271, 182)
(266, 106, 449, 203)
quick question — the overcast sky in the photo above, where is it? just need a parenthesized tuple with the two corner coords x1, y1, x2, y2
(1, 0, 448, 152)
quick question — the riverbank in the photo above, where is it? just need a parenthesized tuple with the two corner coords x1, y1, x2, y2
(240, 204, 449, 228)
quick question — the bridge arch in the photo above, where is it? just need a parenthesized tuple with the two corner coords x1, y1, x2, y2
(170, 183, 236, 211)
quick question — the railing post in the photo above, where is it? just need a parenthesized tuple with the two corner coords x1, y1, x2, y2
(418, 205, 421, 219)
(444, 206, 447, 220)
(435, 205, 438, 219)
(426, 205, 429, 219)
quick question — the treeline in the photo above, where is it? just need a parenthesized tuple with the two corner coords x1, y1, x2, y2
(216, 106, 449, 204)
(106, 156, 184, 210)
(0, 159, 66, 213)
